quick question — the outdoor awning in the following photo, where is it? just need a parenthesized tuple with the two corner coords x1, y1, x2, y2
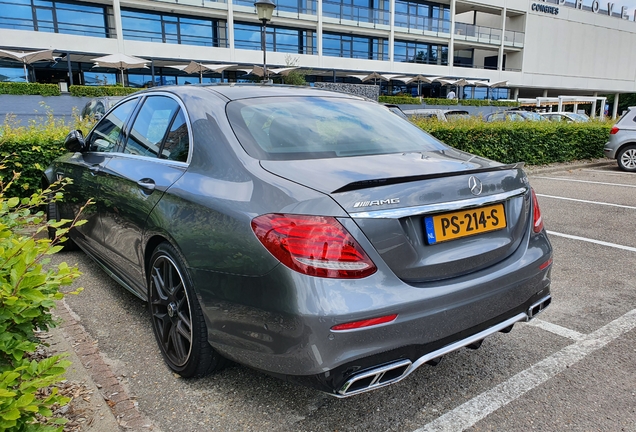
(168, 61, 237, 82)
(92, 53, 149, 84)
(0, 48, 56, 82)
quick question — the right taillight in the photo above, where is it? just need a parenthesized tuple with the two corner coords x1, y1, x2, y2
(531, 188, 544, 233)
(251, 213, 377, 279)
(610, 126, 620, 135)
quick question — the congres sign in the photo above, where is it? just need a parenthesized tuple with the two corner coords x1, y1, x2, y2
(532, 0, 636, 22)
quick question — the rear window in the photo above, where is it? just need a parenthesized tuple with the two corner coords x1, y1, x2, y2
(226, 97, 445, 160)
(616, 108, 636, 125)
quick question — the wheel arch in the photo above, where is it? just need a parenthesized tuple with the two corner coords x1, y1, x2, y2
(615, 141, 636, 159)
(143, 234, 192, 291)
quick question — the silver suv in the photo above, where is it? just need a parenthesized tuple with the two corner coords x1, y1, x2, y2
(605, 107, 636, 172)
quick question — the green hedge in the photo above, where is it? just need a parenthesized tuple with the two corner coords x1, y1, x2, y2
(0, 82, 60, 96)
(414, 119, 609, 165)
(379, 95, 421, 104)
(0, 117, 93, 199)
(459, 99, 520, 107)
(423, 97, 459, 105)
(0, 118, 610, 198)
(69, 85, 140, 97)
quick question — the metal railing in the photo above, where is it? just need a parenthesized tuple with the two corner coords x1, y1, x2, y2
(233, 0, 317, 16)
(454, 23, 524, 47)
(504, 29, 525, 46)
(322, 0, 390, 26)
(393, 14, 450, 34)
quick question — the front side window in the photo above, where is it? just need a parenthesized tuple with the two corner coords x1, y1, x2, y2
(227, 97, 445, 161)
(87, 99, 138, 152)
(124, 96, 181, 158)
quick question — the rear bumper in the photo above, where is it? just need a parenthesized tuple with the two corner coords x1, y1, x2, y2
(274, 293, 551, 396)
(192, 228, 553, 394)
(604, 141, 617, 159)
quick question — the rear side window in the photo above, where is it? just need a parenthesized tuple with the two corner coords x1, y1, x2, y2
(87, 98, 138, 152)
(160, 109, 190, 162)
(124, 96, 180, 158)
(227, 97, 445, 160)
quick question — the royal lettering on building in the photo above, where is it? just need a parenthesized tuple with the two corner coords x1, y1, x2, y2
(533, 0, 636, 22)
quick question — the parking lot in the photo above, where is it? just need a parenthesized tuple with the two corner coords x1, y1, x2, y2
(55, 162, 636, 432)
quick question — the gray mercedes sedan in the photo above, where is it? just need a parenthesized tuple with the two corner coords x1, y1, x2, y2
(44, 84, 552, 397)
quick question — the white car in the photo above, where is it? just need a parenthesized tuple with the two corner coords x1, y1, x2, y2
(540, 112, 590, 122)
(403, 109, 471, 121)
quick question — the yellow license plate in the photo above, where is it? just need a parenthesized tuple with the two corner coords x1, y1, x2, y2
(424, 204, 506, 244)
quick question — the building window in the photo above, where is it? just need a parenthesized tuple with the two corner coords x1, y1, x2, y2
(323, 33, 387, 60)
(121, 9, 227, 47)
(83, 72, 117, 86)
(322, 0, 390, 25)
(394, 0, 450, 32)
(394, 40, 448, 65)
(233, 0, 317, 15)
(234, 23, 315, 54)
(454, 49, 474, 67)
(0, 0, 109, 37)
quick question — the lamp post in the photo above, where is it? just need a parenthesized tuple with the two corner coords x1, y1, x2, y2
(254, 0, 276, 82)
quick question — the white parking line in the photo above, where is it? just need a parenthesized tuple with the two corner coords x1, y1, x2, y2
(525, 319, 585, 341)
(533, 177, 636, 188)
(413, 309, 636, 432)
(581, 169, 628, 176)
(546, 231, 636, 253)
(536, 194, 636, 210)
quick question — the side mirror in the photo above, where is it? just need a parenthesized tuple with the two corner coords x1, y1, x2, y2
(65, 130, 87, 153)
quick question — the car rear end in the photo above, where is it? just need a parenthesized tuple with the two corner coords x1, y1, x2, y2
(250, 158, 551, 396)
(605, 107, 636, 160)
(213, 89, 553, 396)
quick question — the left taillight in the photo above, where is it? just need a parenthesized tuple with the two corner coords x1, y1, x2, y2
(531, 188, 544, 233)
(251, 214, 377, 279)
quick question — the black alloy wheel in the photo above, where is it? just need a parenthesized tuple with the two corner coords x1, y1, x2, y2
(148, 242, 225, 377)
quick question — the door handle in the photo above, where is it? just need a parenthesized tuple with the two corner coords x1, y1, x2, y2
(136, 178, 156, 192)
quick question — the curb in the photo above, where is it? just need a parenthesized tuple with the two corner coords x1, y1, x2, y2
(525, 159, 615, 175)
(54, 300, 156, 431)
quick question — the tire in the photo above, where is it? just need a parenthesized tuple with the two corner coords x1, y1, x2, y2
(617, 145, 636, 172)
(148, 242, 226, 378)
(46, 200, 79, 251)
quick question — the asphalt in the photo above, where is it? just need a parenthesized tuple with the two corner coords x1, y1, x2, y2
(50, 159, 620, 432)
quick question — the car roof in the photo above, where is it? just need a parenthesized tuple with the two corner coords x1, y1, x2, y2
(194, 83, 364, 101)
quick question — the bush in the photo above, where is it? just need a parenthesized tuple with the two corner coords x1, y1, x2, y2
(414, 118, 609, 165)
(0, 175, 84, 431)
(0, 83, 60, 97)
(0, 112, 94, 199)
(423, 97, 459, 106)
(460, 99, 520, 107)
(69, 85, 139, 97)
(378, 96, 421, 104)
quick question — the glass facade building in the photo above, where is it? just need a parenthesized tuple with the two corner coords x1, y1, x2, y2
(0, 0, 519, 98)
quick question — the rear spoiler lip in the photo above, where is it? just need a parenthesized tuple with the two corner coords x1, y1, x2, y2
(331, 162, 525, 194)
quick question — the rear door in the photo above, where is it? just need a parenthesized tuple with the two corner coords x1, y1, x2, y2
(98, 94, 190, 295)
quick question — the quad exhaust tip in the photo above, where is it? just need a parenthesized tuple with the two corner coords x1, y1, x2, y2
(336, 294, 552, 398)
(526, 295, 552, 320)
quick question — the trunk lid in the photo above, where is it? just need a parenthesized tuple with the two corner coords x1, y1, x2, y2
(260, 150, 530, 282)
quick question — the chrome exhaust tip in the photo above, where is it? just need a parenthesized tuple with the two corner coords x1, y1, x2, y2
(526, 295, 552, 320)
(337, 359, 412, 397)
